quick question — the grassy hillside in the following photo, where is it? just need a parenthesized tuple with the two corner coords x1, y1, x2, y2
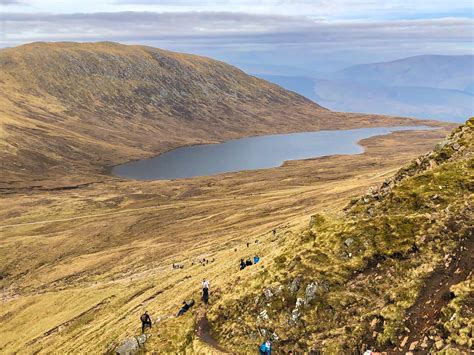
(0, 42, 440, 189)
(0, 42, 459, 354)
(208, 119, 473, 353)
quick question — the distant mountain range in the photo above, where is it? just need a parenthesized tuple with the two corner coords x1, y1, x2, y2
(254, 55, 474, 122)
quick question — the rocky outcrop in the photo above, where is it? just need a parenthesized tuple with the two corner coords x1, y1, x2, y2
(210, 118, 473, 353)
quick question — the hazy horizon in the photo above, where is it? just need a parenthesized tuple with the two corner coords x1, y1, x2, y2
(1, 0, 473, 72)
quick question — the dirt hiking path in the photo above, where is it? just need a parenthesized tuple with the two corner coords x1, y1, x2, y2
(196, 306, 230, 354)
(393, 235, 473, 352)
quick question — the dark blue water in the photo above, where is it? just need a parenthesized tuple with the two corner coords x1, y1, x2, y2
(112, 126, 433, 180)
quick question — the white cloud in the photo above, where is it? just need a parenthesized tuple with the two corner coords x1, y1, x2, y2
(1, 1, 472, 70)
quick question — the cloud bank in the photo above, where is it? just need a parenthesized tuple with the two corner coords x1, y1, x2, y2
(1, 0, 473, 71)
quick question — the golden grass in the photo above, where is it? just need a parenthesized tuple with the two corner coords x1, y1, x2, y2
(0, 126, 452, 353)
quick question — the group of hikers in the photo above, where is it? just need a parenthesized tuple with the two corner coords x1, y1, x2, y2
(176, 278, 210, 317)
(240, 255, 260, 270)
(138, 231, 276, 350)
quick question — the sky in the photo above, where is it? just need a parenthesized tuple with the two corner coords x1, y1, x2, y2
(1, 0, 473, 72)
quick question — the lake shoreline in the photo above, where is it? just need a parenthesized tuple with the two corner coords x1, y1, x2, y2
(111, 125, 439, 181)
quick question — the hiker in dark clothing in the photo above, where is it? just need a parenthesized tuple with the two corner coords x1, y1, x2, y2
(245, 258, 253, 267)
(177, 299, 195, 316)
(240, 258, 246, 270)
(202, 279, 210, 304)
(140, 311, 152, 334)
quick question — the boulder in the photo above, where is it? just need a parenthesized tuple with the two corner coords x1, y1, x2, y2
(295, 297, 305, 308)
(115, 337, 139, 355)
(344, 238, 354, 247)
(136, 334, 148, 346)
(290, 308, 301, 324)
(288, 275, 302, 294)
(304, 282, 318, 303)
(263, 287, 274, 300)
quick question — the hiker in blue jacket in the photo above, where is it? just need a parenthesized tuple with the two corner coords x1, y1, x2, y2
(259, 340, 272, 354)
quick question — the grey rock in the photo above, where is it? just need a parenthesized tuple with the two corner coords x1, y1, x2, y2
(305, 282, 318, 303)
(115, 337, 139, 355)
(263, 287, 274, 300)
(290, 308, 301, 324)
(453, 143, 460, 150)
(288, 275, 302, 294)
(136, 334, 148, 345)
(295, 297, 305, 308)
(344, 238, 354, 247)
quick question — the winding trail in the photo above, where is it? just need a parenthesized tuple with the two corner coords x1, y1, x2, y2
(391, 235, 473, 352)
(196, 306, 230, 354)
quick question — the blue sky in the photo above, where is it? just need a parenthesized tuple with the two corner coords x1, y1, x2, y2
(1, 0, 473, 71)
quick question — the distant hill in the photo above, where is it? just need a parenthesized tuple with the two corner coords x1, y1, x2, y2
(254, 55, 474, 122)
(333, 55, 474, 91)
(314, 79, 474, 121)
(256, 74, 321, 102)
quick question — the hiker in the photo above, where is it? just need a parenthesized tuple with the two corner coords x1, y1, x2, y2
(253, 255, 260, 264)
(259, 340, 272, 354)
(140, 311, 152, 334)
(202, 279, 210, 304)
(245, 257, 253, 267)
(272, 229, 276, 236)
(177, 299, 195, 316)
(240, 258, 246, 270)
(247, 242, 250, 248)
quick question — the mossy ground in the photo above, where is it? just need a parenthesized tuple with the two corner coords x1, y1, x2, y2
(208, 119, 473, 353)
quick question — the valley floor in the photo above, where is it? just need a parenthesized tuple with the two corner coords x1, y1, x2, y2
(0, 127, 452, 353)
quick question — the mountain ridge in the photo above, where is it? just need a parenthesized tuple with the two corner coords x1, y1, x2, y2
(0, 42, 437, 189)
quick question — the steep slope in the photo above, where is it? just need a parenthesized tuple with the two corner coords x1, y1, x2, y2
(0, 42, 435, 188)
(208, 119, 473, 353)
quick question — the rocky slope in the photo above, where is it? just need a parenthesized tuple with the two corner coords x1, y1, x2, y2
(0, 42, 437, 188)
(208, 118, 473, 353)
